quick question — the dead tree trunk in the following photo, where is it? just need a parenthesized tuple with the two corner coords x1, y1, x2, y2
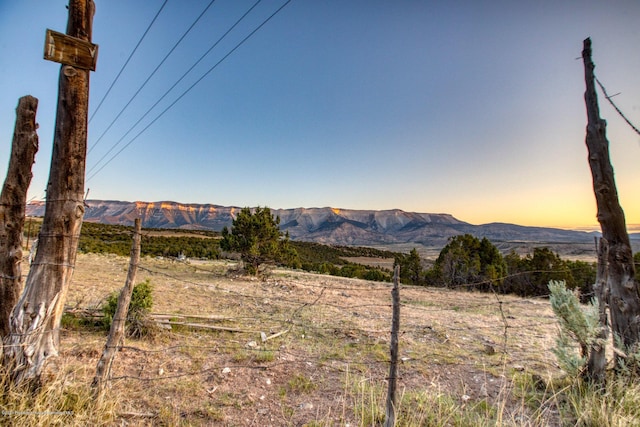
(3, 0, 94, 385)
(0, 96, 39, 338)
(586, 237, 609, 383)
(384, 265, 400, 427)
(582, 38, 640, 366)
(93, 218, 141, 395)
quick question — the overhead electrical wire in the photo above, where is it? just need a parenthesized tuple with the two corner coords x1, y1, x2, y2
(88, 0, 169, 128)
(87, 0, 293, 183)
(26, 2, 171, 203)
(88, 0, 218, 153)
(87, 0, 263, 176)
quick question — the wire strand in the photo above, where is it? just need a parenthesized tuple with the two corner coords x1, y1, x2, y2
(87, 0, 293, 182)
(88, 0, 169, 129)
(88, 0, 218, 154)
(87, 0, 263, 176)
(595, 76, 640, 137)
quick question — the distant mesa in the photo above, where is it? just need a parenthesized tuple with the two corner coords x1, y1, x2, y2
(25, 200, 609, 248)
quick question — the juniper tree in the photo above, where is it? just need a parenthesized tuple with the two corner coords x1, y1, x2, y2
(220, 207, 298, 275)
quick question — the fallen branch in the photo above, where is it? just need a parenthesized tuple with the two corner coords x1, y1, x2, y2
(64, 307, 102, 318)
(261, 329, 289, 342)
(151, 313, 230, 321)
(154, 320, 253, 333)
(118, 411, 156, 419)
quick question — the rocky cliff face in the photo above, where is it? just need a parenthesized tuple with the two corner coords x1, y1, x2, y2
(25, 200, 594, 246)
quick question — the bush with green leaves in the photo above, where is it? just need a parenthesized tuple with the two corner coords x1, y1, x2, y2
(503, 248, 596, 299)
(548, 280, 600, 376)
(427, 234, 506, 289)
(394, 248, 424, 285)
(103, 279, 155, 338)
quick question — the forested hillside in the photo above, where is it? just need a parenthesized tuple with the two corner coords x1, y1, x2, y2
(23, 220, 631, 301)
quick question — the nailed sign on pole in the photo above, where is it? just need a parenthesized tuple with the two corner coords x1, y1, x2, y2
(44, 29, 98, 71)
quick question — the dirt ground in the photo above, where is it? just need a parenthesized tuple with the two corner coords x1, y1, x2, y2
(49, 253, 565, 426)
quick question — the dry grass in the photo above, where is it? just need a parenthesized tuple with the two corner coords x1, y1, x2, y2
(5, 253, 637, 426)
(0, 359, 120, 426)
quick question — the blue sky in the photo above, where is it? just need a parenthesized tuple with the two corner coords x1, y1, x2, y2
(0, 0, 639, 228)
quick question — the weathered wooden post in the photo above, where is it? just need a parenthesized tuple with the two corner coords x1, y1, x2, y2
(93, 218, 142, 395)
(0, 96, 39, 337)
(582, 37, 640, 367)
(384, 265, 400, 427)
(3, 0, 96, 385)
(587, 237, 609, 383)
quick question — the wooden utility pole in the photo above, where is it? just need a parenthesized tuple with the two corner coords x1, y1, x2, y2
(4, 0, 95, 385)
(93, 218, 141, 395)
(0, 96, 39, 337)
(582, 37, 640, 365)
(384, 265, 400, 427)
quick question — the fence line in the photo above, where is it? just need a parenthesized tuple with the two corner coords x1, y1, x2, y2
(73, 257, 566, 396)
(140, 264, 563, 313)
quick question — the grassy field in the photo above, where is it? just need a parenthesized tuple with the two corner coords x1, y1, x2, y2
(3, 239, 640, 426)
(8, 216, 640, 425)
(2, 252, 593, 426)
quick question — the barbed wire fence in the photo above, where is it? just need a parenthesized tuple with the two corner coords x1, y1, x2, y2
(595, 76, 640, 137)
(56, 253, 574, 423)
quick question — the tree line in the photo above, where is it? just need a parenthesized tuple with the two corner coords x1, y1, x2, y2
(66, 216, 394, 281)
(395, 234, 601, 301)
(33, 215, 640, 300)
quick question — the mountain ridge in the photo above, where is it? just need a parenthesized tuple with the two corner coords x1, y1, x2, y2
(25, 199, 607, 248)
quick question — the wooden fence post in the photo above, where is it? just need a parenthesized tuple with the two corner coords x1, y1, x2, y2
(0, 96, 39, 338)
(582, 38, 640, 365)
(587, 237, 609, 383)
(384, 265, 400, 427)
(93, 218, 142, 395)
(3, 0, 95, 385)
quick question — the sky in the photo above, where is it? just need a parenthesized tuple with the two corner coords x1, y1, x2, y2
(0, 1, 639, 229)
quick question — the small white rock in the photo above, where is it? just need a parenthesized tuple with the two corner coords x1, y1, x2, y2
(222, 367, 231, 374)
(480, 383, 489, 397)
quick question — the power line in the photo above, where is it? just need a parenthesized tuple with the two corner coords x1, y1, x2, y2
(87, 0, 293, 183)
(88, 0, 169, 128)
(88, 0, 218, 154)
(87, 0, 263, 176)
